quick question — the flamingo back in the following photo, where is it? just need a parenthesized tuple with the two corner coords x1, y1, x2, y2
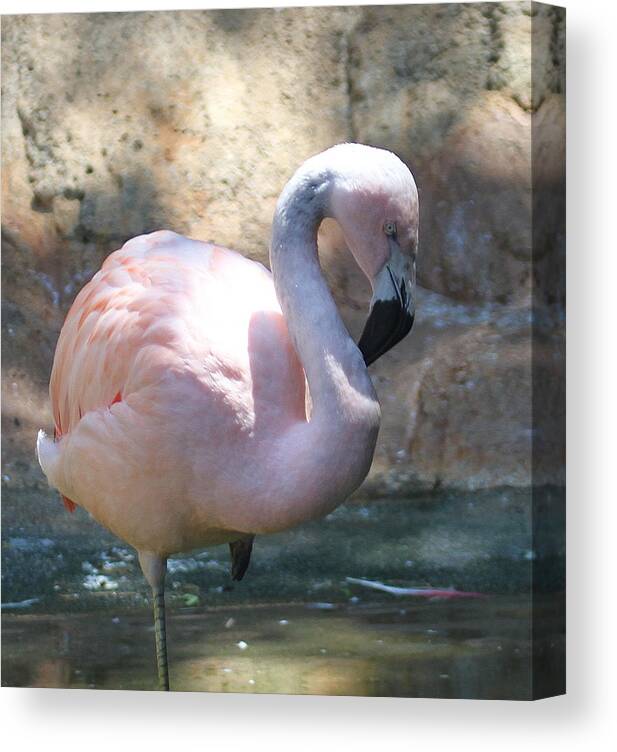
(44, 230, 305, 517)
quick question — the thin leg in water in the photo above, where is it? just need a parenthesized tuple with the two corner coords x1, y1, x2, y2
(138, 551, 169, 691)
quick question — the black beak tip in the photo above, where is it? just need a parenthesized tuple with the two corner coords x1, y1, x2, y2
(358, 301, 414, 366)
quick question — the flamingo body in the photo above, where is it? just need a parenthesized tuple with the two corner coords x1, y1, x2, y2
(39, 230, 308, 554)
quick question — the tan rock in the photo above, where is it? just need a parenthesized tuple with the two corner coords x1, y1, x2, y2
(1, 5, 564, 502)
(348, 1, 564, 304)
(404, 323, 533, 490)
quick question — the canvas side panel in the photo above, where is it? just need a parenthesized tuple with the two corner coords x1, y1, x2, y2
(531, 1, 566, 701)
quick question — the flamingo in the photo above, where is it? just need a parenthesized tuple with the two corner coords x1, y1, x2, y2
(36, 143, 418, 690)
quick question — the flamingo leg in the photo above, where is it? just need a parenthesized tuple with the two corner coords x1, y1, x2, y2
(138, 551, 170, 691)
(152, 583, 169, 691)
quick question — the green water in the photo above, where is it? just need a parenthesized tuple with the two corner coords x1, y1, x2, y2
(1, 489, 565, 698)
(1, 596, 564, 698)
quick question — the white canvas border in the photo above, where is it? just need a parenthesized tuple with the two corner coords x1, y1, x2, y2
(1, 0, 615, 749)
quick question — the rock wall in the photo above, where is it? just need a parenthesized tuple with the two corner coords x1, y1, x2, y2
(1, 3, 565, 505)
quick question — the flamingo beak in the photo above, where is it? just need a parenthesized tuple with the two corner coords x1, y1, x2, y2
(358, 249, 415, 366)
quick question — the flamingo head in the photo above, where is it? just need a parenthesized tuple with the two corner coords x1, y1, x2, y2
(326, 144, 419, 365)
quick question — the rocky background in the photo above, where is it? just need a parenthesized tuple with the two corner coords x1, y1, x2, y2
(1, 2, 565, 522)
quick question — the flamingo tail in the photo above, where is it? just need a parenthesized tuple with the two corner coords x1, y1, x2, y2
(36, 429, 77, 512)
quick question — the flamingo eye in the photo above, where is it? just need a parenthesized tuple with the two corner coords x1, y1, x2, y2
(383, 220, 397, 237)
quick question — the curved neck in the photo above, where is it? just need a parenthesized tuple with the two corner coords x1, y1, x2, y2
(265, 165, 381, 527)
(256, 162, 383, 531)
(270, 165, 378, 426)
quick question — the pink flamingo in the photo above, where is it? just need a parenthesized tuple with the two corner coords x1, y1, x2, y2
(37, 143, 418, 690)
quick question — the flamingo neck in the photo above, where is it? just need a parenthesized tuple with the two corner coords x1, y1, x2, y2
(269, 163, 380, 518)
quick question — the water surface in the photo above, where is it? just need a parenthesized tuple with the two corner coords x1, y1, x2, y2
(2, 596, 565, 698)
(2, 489, 565, 698)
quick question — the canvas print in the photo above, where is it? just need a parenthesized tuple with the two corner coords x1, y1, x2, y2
(1, 2, 565, 699)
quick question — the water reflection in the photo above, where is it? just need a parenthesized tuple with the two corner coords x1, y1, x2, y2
(2, 489, 564, 698)
(2, 596, 563, 698)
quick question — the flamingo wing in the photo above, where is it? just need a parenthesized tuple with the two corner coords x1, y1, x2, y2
(39, 228, 309, 554)
(45, 230, 305, 520)
(48, 231, 213, 510)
